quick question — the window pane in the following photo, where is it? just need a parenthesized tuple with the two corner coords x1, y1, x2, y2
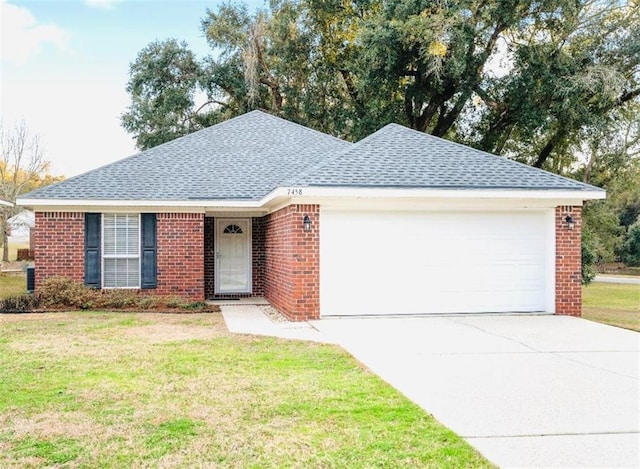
(103, 214, 139, 256)
(104, 258, 140, 288)
(103, 215, 116, 255)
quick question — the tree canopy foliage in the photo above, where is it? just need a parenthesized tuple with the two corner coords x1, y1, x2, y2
(123, 0, 639, 164)
(122, 0, 640, 271)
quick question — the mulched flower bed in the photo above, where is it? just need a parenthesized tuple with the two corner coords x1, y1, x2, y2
(0, 277, 220, 314)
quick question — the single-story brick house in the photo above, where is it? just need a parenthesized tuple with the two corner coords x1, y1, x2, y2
(18, 110, 604, 320)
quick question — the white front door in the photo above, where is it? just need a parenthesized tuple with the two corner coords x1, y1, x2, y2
(215, 218, 252, 294)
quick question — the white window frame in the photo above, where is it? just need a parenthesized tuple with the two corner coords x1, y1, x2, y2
(102, 213, 141, 289)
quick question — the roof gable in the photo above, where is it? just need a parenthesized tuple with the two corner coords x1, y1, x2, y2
(296, 124, 602, 192)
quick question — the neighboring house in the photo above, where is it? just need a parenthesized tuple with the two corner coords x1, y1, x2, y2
(18, 111, 605, 320)
(8, 210, 35, 238)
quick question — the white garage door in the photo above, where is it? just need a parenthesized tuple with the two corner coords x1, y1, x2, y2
(320, 209, 553, 317)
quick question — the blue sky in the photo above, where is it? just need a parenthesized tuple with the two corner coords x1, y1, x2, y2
(1, 0, 264, 176)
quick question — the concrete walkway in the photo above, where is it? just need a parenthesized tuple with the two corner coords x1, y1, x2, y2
(222, 306, 640, 468)
(221, 304, 334, 343)
(594, 275, 640, 285)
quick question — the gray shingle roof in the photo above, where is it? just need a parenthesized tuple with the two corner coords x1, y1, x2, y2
(24, 110, 351, 201)
(23, 112, 602, 202)
(295, 124, 603, 191)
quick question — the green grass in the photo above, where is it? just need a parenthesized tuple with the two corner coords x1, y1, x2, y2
(0, 273, 27, 298)
(0, 312, 491, 468)
(583, 283, 640, 332)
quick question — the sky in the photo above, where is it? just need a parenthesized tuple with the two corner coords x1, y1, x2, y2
(1, 0, 264, 177)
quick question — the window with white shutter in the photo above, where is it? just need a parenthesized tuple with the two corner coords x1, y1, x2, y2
(102, 214, 140, 288)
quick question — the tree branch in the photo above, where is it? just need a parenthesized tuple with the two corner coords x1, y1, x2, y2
(193, 100, 227, 115)
(618, 87, 640, 105)
(339, 69, 366, 118)
(534, 127, 567, 168)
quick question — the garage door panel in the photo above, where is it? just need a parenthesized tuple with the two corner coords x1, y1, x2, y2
(320, 209, 550, 317)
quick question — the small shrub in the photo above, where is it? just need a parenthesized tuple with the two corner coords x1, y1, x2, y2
(183, 301, 208, 310)
(0, 294, 40, 313)
(165, 296, 189, 309)
(100, 289, 140, 309)
(137, 295, 161, 310)
(38, 277, 96, 309)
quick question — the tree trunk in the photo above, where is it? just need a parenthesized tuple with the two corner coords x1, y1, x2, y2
(2, 228, 8, 262)
(432, 89, 472, 137)
(340, 70, 366, 119)
(583, 149, 597, 183)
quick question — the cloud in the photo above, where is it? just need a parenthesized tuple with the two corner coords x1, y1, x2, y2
(85, 0, 123, 10)
(0, 1, 70, 66)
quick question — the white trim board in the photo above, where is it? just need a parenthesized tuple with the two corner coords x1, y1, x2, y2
(18, 186, 605, 212)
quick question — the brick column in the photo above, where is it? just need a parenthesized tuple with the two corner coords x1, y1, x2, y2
(264, 204, 319, 320)
(204, 217, 215, 299)
(33, 212, 85, 290)
(555, 206, 582, 316)
(156, 213, 205, 301)
(252, 217, 266, 296)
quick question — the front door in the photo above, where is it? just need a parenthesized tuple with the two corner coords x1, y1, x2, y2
(215, 218, 252, 294)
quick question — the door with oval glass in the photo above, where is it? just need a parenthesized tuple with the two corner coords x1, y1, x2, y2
(215, 218, 252, 294)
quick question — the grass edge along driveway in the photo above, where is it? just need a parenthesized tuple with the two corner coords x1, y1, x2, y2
(583, 283, 640, 332)
(0, 312, 492, 468)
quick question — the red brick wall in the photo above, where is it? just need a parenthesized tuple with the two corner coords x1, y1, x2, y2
(34, 212, 84, 288)
(264, 204, 319, 320)
(555, 206, 582, 316)
(33, 211, 205, 301)
(156, 213, 204, 300)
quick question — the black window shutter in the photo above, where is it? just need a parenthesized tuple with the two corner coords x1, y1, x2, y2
(141, 213, 157, 289)
(84, 213, 101, 288)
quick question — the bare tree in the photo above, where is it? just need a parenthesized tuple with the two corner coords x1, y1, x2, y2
(0, 121, 50, 262)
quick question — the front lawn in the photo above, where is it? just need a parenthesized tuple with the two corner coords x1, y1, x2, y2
(0, 312, 491, 467)
(583, 283, 640, 332)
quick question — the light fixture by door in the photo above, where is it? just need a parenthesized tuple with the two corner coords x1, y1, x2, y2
(303, 215, 312, 232)
(565, 215, 575, 230)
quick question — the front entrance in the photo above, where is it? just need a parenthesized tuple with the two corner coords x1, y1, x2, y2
(215, 218, 252, 294)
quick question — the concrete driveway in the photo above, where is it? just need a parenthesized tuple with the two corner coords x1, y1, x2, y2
(311, 315, 640, 468)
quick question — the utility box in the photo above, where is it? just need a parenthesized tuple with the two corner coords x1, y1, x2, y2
(26, 267, 35, 293)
